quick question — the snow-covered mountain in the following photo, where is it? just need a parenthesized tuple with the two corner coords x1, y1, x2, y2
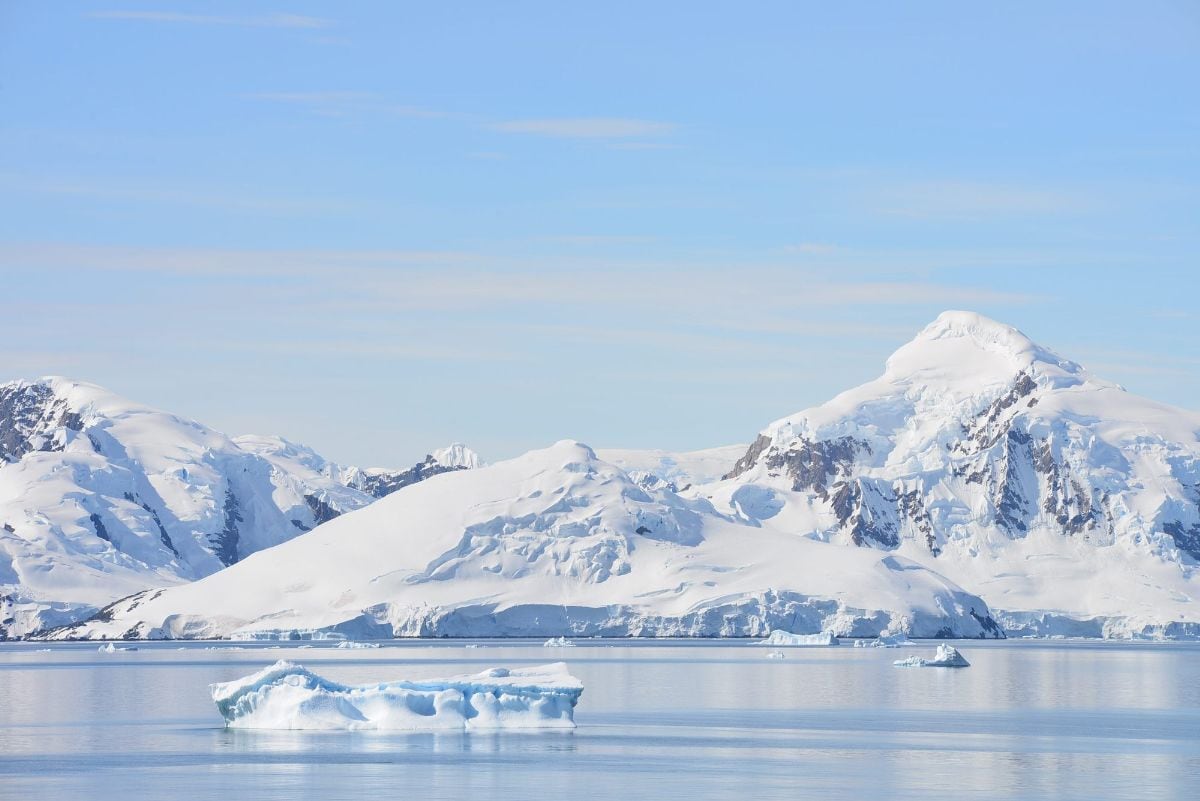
(16, 311, 1200, 642)
(0, 377, 478, 638)
(54, 440, 1000, 641)
(706, 311, 1200, 638)
(596, 444, 747, 492)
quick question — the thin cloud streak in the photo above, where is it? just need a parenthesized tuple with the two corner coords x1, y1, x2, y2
(0, 174, 356, 216)
(0, 243, 1040, 312)
(87, 11, 333, 29)
(489, 118, 675, 139)
(869, 179, 1094, 220)
(244, 92, 447, 119)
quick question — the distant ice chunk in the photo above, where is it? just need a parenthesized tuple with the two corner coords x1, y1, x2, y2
(756, 630, 839, 647)
(854, 634, 915, 648)
(335, 641, 381, 649)
(765, 650, 786, 659)
(542, 636, 576, 647)
(210, 661, 584, 730)
(98, 642, 137, 652)
(893, 643, 970, 668)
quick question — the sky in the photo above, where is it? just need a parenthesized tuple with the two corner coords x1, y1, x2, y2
(1, 2, 1198, 466)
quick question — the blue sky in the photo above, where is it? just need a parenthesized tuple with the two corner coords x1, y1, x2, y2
(1, 2, 1197, 465)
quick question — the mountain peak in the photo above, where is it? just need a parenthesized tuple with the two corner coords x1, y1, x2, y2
(917, 310, 1034, 348)
(431, 442, 483, 470)
(884, 310, 1084, 384)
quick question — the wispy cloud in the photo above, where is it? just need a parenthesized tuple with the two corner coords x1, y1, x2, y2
(781, 242, 839, 255)
(540, 234, 656, 246)
(0, 173, 352, 216)
(605, 141, 680, 151)
(869, 179, 1093, 220)
(489, 118, 675, 139)
(245, 91, 445, 119)
(0, 243, 1038, 315)
(87, 10, 332, 29)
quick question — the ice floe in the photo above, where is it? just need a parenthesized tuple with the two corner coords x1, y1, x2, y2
(97, 642, 137, 653)
(542, 636, 575, 647)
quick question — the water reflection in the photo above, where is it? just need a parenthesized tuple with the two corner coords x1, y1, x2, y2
(1, 640, 1198, 801)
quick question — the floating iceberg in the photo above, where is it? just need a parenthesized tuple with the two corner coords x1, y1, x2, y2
(893, 643, 970, 668)
(542, 636, 575, 647)
(756, 630, 839, 647)
(97, 642, 137, 653)
(765, 650, 786, 659)
(211, 661, 583, 730)
(335, 641, 381, 649)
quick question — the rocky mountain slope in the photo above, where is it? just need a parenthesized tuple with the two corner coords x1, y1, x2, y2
(705, 311, 1200, 638)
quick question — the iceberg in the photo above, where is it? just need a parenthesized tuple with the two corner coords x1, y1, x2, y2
(542, 636, 576, 647)
(765, 650, 786, 659)
(335, 641, 381, 649)
(97, 642, 137, 652)
(853, 633, 915, 648)
(210, 661, 584, 730)
(893, 643, 970, 668)
(756, 630, 839, 647)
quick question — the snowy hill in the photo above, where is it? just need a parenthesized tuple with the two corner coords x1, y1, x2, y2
(596, 444, 746, 491)
(53, 440, 1001, 641)
(708, 311, 1200, 638)
(0, 377, 477, 638)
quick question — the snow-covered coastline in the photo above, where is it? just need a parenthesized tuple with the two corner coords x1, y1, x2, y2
(9, 311, 1200, 642)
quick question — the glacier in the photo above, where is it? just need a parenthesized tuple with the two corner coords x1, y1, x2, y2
(210, 661, 583, 730)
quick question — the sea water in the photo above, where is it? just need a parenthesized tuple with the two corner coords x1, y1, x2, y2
(1, 639, 1198, 800)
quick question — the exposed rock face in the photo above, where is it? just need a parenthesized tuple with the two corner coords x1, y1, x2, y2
(350, 455, 472, 499)
(0, 382, 83, 462)
(210, 489, 244, 567)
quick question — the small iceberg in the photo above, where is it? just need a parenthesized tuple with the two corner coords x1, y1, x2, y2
(211, 661, 584, 730)
(335, 641, 381, 649)
(854, 634, 915, 648)
(542, 636, 575, 647)
(756, 630, 839, 647)
(893, 643, 970, 668)
(765, 650, 786, 659)
(97, 642, 138, 653)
